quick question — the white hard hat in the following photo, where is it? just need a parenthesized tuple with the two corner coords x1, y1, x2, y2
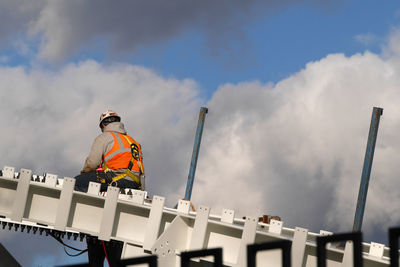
(99, 109, 121, 128)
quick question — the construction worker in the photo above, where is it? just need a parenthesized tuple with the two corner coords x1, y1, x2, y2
(75, 109, 145, 192)
(74, 109, 145, 266)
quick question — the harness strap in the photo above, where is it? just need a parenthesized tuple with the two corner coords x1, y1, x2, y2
(121, 135, 144, 174)
(97, 171, 141, 189)
(100, 133, 143, 189)
(112, 170, 141, 185)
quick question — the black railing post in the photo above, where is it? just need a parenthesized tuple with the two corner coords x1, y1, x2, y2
(389, 227, 400, 267)
(317, 232, 363, 267)
(181, 247, 222, 267)
(247, 240, 291, 267)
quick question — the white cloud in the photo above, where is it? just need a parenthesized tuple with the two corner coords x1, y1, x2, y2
(386, 27, 400, 58)
(2, 48, 400, 265)
(0, 61, 203, 200)
(354, 32, 380, 46)
(190, 51, 400, 243)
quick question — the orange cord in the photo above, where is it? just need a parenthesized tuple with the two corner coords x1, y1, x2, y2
(102, 240, 110, 267)
(101, 192, 109, 266)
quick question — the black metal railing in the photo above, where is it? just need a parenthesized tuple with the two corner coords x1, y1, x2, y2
(316, 232, 363, 267)
(247, 240, 291, 267)
(390, 228, 400, 267)
(181, 248, 222, 267)
(117, 255, 157, 267)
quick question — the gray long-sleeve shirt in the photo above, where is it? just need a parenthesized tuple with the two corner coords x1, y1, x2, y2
(81, 122, 128, 173)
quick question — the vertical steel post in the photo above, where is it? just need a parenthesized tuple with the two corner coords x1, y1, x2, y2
(184, 107, 208, 200)
(352, 107, 383, 232)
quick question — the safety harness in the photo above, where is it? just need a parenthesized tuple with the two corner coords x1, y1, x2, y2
(98, 133, 144, 189)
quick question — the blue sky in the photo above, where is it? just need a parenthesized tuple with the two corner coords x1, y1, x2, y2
(1, 0, 400, 266)
(128, 0, 398, 93)
(2, 0, 398, 96)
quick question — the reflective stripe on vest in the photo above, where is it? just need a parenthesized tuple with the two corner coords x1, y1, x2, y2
(104, 132, 130, 162)
(103, 131, 142, 172)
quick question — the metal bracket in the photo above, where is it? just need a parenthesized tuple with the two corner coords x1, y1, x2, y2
(44, 173, 58, 187)
(131, 189, 146, 205)
(235, 217, 257, 267)
(291, 227, 308, 267)
(189, 205, 210, 250)
(143, 196, 165, 251)
(221, 209, 235, 224)
(87, 181, 101, 195)
(368, 242, 384, 258)
(99, 186, 120, 241)
(269, 219, 283, 235)
(10, 169, 32, 222)
(177, 199, 190, 214)
(2, 166, 15, 179)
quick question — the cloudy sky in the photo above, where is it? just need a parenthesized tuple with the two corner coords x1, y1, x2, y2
(1, 0, 400, 266)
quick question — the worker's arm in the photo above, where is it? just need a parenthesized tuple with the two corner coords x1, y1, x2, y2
(81, 134, 108, 173)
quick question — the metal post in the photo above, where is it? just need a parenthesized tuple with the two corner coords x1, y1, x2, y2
(184, 107, 208, 200)
(352, 107, 383, 232)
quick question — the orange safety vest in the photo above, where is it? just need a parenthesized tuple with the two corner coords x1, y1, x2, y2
(102, 131, 144, 175)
